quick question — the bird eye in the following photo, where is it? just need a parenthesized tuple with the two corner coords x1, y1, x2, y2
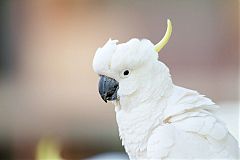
(123, 70, 129, 76)
(121, 69, 130, 78)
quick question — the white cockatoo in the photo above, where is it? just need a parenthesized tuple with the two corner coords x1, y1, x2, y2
(92, 20, 239, 159)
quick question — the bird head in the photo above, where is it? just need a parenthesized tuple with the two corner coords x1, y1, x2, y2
(93, 20, 173, 106)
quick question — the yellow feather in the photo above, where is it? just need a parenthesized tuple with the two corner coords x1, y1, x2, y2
(155, 19, 172, 53)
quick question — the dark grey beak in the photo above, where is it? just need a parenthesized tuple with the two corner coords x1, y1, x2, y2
(98, 75, 119, 103)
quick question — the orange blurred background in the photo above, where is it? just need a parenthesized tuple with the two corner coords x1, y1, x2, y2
(0, 0, 239, 159)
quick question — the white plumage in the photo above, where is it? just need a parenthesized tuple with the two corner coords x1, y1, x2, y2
(92, 37, 239, 159)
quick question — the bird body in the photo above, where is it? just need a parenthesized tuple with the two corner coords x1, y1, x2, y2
(92, 20, 239, 159)
(115, 85, 238, 159)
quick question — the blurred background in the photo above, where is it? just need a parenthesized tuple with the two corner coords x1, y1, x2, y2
(0, 0, 239, 159)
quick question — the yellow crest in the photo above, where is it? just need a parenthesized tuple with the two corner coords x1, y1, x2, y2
(154, 19, 172, 53)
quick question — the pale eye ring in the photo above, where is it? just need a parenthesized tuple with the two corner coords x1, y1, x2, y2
(121, 69, 130, 78)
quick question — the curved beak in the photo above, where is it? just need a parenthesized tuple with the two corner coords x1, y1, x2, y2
(98, 75, 119, 103)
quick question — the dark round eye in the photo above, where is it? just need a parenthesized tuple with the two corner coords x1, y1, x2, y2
(123, 70, 129, 76)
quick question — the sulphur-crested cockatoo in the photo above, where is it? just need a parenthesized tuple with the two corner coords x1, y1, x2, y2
(92, 19, 239, 159)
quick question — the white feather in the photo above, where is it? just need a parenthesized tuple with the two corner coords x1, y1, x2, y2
(92, 38, 239, 159)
